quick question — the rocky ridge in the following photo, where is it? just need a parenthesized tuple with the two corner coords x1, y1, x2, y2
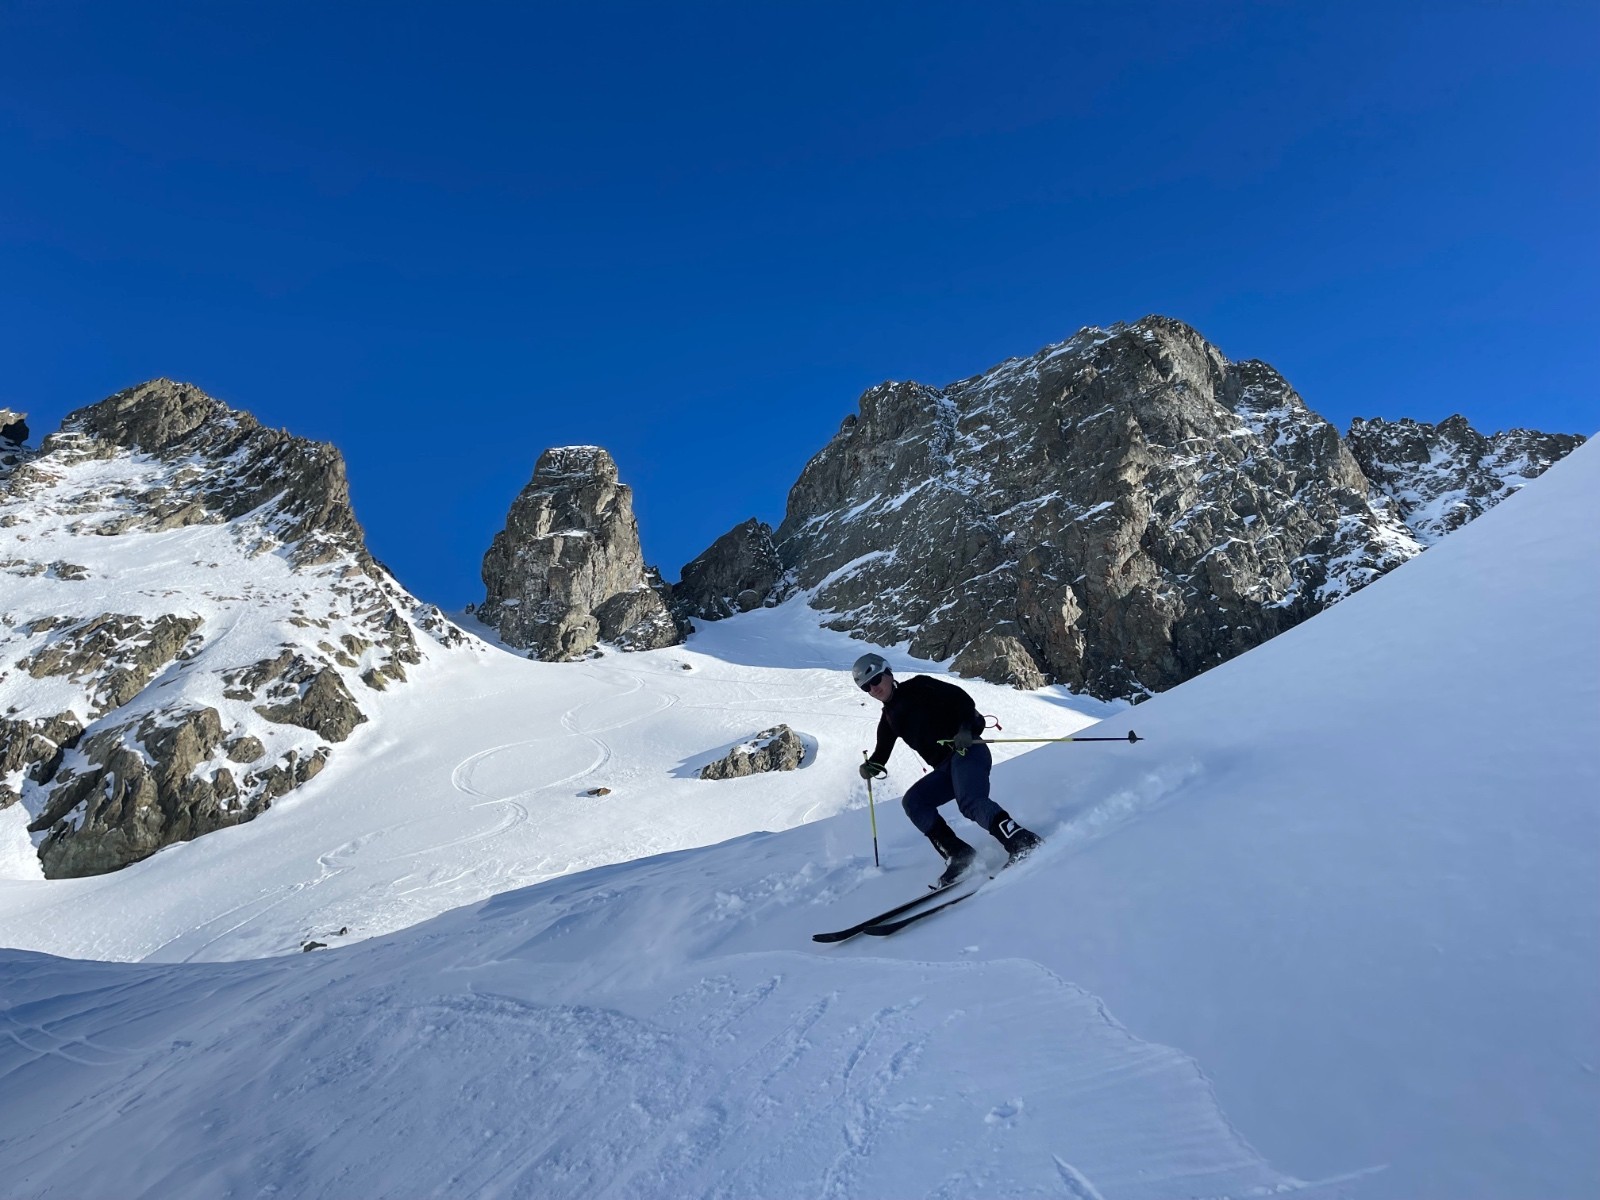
(478, 446, 684, 659)
(0, 380, 466, 877)
(1346, 415, 1584, 545)
(681, 317, 1582, 699)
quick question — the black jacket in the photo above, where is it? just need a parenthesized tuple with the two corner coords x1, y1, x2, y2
(868, 675, 985, 769)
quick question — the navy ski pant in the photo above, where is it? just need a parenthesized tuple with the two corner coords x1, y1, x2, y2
(901, 742, 1003, 836)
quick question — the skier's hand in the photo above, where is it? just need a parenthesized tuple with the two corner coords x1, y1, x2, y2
(859, 760, 886, 780)
(950, 728, 975, 754)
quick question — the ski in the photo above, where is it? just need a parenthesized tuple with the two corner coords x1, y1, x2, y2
(860, 885, 980, 935)
(811, 881, 968, 943)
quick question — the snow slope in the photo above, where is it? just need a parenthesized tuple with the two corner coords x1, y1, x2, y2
(0, 597, 1110, 961)
(2, 441, 1596, 1198)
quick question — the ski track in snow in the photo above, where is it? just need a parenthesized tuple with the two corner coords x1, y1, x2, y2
(5, 611, 1064, 964)
(0, 938, 1319, 1200)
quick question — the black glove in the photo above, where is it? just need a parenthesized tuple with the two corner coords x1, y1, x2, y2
(950, 727, 975, 754)
(859, 760, 886, 780)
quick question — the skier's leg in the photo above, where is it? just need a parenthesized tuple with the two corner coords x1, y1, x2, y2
(989, 810, 1044, 863)
(901, 765, 955, 835)
(904, 765, 975, 885)
(950, 743, 1044, 862)
(927, 816, 977, 886)
(949, 742, 1005, 830)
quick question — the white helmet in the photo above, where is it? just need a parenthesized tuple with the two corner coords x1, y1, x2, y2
(851, 652, 891, 690)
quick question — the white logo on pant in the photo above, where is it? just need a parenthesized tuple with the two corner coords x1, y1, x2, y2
(999, 819, 1018, 838)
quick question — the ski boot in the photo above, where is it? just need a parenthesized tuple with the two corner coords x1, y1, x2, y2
(927, 818, 978, 889)
(990, 810, 1043, 866)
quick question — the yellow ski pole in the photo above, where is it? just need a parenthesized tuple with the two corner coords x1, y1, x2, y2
(862, 751, 880, 867)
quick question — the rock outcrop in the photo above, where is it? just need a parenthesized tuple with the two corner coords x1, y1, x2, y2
(1345, 415, 1585, 545)
(0, 408, 28, 477)
(681, 317, 1579, 700)
(0, 407, 27, 448)
(0, 380, 465, 877)
(672, 519, 789, 621)
(479, 446, 684, 658)
(698, 725, 807, 780)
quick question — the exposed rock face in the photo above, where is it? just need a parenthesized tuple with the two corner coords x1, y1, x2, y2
(248, 658, 368, 742)
(1345, 415, 1585, 545)
(24, 705, 328, 880)
(58, 381, 366, 566)
(0, 379, 466, 876)
(698, 725, 807, 780)
(0, 408, 28, 479)
(18, 612, 205, 718)
(480, 446, 684, 658)
(672, 519, 790, 621)
(697, 317, 1573, 700)
(1, 407, 27, 449)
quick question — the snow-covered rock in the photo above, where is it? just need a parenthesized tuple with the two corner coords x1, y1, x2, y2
(1346, 413, 1584, 544)
(0, 380, 464, 877)
(697, 723, 807, 779)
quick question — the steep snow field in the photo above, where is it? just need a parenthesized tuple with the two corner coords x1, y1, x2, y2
(2, 441, 1596, 1199)
(0, 599, 1111, 961)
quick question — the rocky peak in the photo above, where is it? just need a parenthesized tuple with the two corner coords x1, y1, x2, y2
(1, 380, 465, 878)
(711, 316, 1432, 699)
(1345, 415, 1585, 545)
(479, 446, 684, 659)
(41, 379, 364, 566)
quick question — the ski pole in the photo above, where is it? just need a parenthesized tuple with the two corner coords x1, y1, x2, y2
(862, 751, 880, 867)
(985, 731, 1142, 744)
(939, 730, 1142, 751)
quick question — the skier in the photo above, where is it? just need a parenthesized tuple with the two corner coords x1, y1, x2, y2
(853, 652, 1042, 886)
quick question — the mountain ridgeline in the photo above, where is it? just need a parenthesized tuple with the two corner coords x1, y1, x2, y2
(668, 317, 1580, 696)
(0, 318, 1582, 877)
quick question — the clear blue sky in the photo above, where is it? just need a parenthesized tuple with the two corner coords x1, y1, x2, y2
(3, 2, 1596, 608)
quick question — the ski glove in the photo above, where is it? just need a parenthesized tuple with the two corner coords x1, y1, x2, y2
(859, 760, 887, 780)
(949, 727, 976, 754)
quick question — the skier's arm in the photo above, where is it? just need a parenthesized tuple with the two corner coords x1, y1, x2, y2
(865, 711, 896, 771)
(930, 676, 985, 738)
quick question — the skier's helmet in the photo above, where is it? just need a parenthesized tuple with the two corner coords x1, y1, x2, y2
(852, 652, 891, 691)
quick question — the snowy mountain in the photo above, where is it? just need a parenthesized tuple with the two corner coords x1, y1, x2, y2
(1346, 413, 1582, 544)
(681, 317, 1582, 700)
(3, 344, 1581, 880)
(1, 432, 1595, 1197)
(0, 381, 464, 878)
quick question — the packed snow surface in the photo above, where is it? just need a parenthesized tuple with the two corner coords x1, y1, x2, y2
(3, 441, 1598, 1199)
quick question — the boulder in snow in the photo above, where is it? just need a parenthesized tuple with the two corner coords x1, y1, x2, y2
(698, 725, 807, 780)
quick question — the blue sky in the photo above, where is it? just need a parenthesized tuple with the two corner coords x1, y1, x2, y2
(3, 2, 1596, 608)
